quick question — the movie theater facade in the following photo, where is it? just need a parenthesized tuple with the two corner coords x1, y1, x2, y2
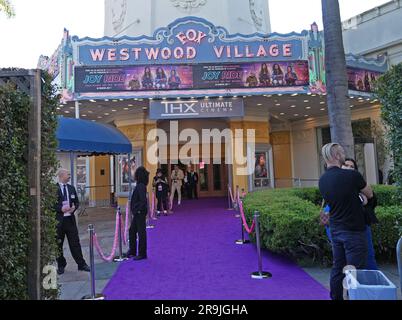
(42, 17, 388, 203)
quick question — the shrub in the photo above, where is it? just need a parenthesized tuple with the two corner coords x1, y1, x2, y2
(372, 185, 399, 206)
(243, 187, 401, 266)
(371, 206, 402, 260)
(0, 71, 59, 299)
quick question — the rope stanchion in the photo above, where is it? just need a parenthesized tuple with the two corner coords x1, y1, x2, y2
(168, 192, 173, 212)
(113, 207, 128, 262)
(93, 212, 120, 263)
(228, 185, 237, 211)
(146, 192, 155, 229)
(150, 192, 158, 220)
(235, 196, 251, 245)
(251, 211, 272, 280)
(82, 224, 105, 300)
(122, 201, 130, 246)
(234, 186, 241, 218)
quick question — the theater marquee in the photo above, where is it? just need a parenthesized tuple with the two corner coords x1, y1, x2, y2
(72, 17, 308, 67)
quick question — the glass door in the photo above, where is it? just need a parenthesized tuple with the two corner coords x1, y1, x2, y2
(197, 161, 227, 197)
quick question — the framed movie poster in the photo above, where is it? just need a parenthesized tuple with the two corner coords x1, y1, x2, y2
(117, 150, 142, 194)
(253, 151, 270, 189)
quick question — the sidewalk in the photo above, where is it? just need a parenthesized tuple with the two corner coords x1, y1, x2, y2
(58, 207, 119, 300)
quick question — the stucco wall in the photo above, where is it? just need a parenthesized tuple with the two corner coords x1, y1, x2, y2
(290, 105, 383, 186)
(105, 0, 271, 37)
(342, 0, 402, 65)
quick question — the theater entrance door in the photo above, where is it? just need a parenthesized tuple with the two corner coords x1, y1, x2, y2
(161, 161, 228, 198)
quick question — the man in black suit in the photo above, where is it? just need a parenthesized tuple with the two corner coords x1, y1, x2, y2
(55, 169, 90, 275)
(186, 165, 199, 200)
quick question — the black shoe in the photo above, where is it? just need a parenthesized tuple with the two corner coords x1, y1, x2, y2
(126, 250, 136, 258)
(57, 266, 65, 275)
(133, 256, 147, 261)
(78, 264, 90, 272)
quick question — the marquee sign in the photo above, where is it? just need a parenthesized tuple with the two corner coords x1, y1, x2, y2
(72, 17, 308, 67)
(40, 17, 389, 100)
(149, 97, 244, 120)
(74, 60, 309, 93)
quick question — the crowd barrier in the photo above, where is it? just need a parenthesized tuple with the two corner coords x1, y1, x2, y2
(229, 185, 272, 279)
(82, 186, 272, 299)
(82, 224, 105, 300)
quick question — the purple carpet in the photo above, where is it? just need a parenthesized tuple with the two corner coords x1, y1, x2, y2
(103, 198, 329, 300)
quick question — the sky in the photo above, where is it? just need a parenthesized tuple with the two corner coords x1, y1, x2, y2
(0, 0, 389, 68)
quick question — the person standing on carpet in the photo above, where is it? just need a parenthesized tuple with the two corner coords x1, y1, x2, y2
(170, 165, 184, 206)
(185, 165, 199, 200)
(128, 166, 149, 260)
(319, 143, 373, 300)
(153, 169, 169, 216)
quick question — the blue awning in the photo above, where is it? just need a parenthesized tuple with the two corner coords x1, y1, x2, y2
(56, 117, 132, 154)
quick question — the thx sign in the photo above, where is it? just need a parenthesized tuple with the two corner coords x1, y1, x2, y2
(149, 98, 244, 120)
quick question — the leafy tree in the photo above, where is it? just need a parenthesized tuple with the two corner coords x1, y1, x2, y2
(376, 63, 402, 201)
(0, 0, 15, 18)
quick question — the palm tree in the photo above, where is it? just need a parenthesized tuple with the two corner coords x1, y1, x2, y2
(0, 0, 15, 18)
(321, 0, 354, 157)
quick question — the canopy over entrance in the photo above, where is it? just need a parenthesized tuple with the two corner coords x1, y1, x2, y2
(56, 116, 132, 155)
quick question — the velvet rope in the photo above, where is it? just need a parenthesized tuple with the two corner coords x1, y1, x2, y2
(238, 198, 256, 234)
(93, 211, 120, 262)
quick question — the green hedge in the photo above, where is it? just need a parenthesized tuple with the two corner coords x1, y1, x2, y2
(243, 186, 401, 266)
(0, 72, 59, 299)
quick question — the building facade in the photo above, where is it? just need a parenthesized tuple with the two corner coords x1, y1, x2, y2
(40, 2, 397, 206)
(342, 0, 402, 66)
(104, 0, 271, 37)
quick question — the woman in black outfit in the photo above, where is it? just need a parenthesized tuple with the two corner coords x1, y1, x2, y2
(128, 166, 149, 260)
(153, 169, 169, 216)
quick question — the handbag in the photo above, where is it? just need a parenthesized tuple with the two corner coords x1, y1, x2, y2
(319, 199, 330, 226)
